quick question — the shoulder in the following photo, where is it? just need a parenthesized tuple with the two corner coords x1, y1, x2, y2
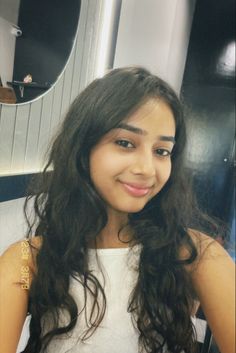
(183, 228, 234, 278)
(0, 237, 43, 351)
(187, 227, 235, 284)
(0, 235, 43, 263)
(180, 229, 228, 264)
(186, 229, 235, 353)
(0, 236, 43, 288)
(187, 228, 231, 265)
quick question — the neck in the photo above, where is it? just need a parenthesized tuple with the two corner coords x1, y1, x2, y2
(91, 209, 133, 249)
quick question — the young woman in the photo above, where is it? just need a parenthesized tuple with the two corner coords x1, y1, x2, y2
(0, 67, 234, 353)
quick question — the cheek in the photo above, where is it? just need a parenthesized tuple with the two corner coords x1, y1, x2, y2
(90, 149, 123, 182)
(157, 161, 172, 184)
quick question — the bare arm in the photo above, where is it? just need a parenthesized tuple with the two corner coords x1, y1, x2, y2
(190, 233, 235, 353)
(0, 239, 39, 353)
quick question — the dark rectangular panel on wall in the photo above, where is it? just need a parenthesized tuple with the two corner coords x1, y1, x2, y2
(0, 173, 35, 202)
(181, 0, 235, 227)
(183, 0, 235, 87)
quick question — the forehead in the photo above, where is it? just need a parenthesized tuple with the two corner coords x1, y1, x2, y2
(124, 98, 176, 134)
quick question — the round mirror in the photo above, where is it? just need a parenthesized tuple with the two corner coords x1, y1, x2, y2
(0, 0, 81, 104)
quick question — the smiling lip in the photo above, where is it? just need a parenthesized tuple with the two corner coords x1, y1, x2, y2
(121, 182, 152, 197)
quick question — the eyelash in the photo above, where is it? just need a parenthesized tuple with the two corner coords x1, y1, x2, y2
(155, 149, 171, 157)
(115, 139, 172, 157)
(115, 139, 134, 148)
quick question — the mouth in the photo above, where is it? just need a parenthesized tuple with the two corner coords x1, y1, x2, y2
(120, 182, 152, 197)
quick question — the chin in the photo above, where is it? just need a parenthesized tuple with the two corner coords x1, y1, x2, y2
(117, 203, 147, 214)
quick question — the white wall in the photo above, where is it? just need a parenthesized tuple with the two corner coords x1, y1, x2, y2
(0, 0, 20, 24)
(114, 0, 196, 93)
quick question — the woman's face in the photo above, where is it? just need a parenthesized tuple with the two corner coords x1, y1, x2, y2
(89, 98, 176, 215)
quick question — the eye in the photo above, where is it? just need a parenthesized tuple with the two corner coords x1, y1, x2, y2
(155, 149, 171, 157)
(115, 139, 134, 148)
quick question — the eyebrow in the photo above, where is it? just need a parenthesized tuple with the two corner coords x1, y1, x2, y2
(117, 123, 175, 143)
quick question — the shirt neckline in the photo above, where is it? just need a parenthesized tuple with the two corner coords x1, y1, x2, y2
(88, 244, 141, 255)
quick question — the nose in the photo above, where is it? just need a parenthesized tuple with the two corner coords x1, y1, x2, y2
(130, 150, 156, 177)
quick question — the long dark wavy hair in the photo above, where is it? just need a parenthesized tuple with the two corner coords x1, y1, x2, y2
(22, 67, 216, 353)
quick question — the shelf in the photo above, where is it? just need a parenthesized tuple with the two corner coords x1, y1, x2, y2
(7, 80, 51, 89)
(7, 80, 52, 98)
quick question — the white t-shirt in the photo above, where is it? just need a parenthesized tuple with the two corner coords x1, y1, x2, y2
(41, 246, 146, 353)
(38, 246, 204, 353)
